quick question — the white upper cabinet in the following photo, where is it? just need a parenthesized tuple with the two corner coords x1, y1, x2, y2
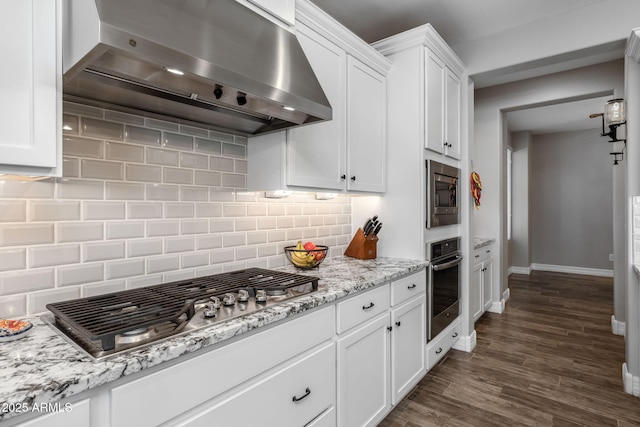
(425, 47, 462, 159)
(0, 0, 61, 177)
(346, 56, 387, 193)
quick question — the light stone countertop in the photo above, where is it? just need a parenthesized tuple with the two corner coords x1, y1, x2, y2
(0, 256, 428, 421)
(474, 237, 496, 249)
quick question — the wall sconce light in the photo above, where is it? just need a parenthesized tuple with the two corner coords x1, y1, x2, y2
(590, 98, 626, 165)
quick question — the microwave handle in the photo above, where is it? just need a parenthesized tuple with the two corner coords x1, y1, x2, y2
(431, 255, 463, 271)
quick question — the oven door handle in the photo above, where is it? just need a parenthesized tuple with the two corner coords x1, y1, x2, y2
(431, 255, 463, 271)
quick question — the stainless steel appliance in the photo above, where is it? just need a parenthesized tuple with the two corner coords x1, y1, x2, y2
(62, 0, 331, 135)
(427, 237, 462, 341)
(42, 268, 318, 361)
(426, 160, 460, 228)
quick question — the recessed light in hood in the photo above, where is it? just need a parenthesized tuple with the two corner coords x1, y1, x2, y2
(62, 0, 332, 135)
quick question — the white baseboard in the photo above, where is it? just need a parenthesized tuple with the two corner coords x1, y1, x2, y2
(509, 266, 532, 275)
(611, 315, 626, 336)
(530, 263, 613, 277)
(452, 330, 476, 352)
(503, 288, 510, 302)
(488, 299, 505, 314)
(623, 363, 640, 396)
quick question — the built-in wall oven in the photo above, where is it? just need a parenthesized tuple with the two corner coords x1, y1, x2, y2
(427, 237, 462, 341)
(426, 160, 460, 228)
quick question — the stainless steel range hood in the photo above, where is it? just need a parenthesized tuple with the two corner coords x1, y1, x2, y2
(63, 0, 331, 135)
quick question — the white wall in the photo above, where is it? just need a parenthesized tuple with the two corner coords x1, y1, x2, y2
(509, 131, 532, 270)
(530, 129, 613, 272)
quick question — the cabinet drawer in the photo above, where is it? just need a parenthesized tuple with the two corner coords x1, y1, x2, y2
(426, 318, 460, 371)
(306, 406, 336, 427)
(473, 244, 494, 264)
(390, 270, 426, 306)
(336, 284, 389, 334)
(111, 306, 335, 427)
(180, 343, 336, 427)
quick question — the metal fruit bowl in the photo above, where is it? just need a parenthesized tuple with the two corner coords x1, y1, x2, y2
(284, 245, 328, 269)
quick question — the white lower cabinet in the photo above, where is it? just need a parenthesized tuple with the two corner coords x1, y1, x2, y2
(426, 317, 460, 371)
(472, 243, 495, 322)
(10, 399, 89, 427)
(337, 270, 426, 427)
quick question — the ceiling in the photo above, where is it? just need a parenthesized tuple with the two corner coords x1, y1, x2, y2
(310, 0, 622, 136)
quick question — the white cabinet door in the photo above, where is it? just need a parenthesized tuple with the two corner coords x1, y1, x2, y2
(424, 49, 445, 154)
(0, 0, 60, 174)
(471, 262, 483, 323)
(346, 56, 386, 193)
(287, 24, 346, 190)
(444, 68, 461, 159)
(390, 296, 425, 405)
(482, 257, 494, 311)
(337, 314, 390, 427)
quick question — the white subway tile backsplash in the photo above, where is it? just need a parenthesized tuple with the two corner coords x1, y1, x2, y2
(106, 258, 145, 279)
(29, 287, 81, 314)
(0, 180, 55, 199)
(29, 201, 81, 222)
(180, 186, 209, 202)
(223, 233, 246, 247)
(58, 222, 104, 243)
(64, 136, 104, 158)
(125, 125, 162, 145)
(0, 200, 26, 222)
(82, 118, 124, 140)
(126, 164, 162, 182)
(146, 220, 179, 237)
(128, 238, 163, 257)
(164, 132, 194, 151)
(0, 248, 26, 272)
(147, 147, 179, 166)
(106, 182, 145, 200)
(181, 219, 209, 235)
(147, 254, 179, 274)
(181, 251, 209, 268)
(105, 141, 145, 162)
(106, 221, 144, 240)
(57, 179, 104, 200)
(0, 224, 54, 247)
(127, 202, 163, 219)
(310, 216, 324, 226)
(165, 236, 195, 253)
(57, 263, 104, 286)
(84, 201, 126, 220)
(221, 173, 246, 188)
(81, 159, 125, 180)
(195, 203, 222, 218)
(194, 170, 222, 186)
(195, 235, 222, 250)
(0, 294, 27, 317)
(180, 152, 209, 170)
(29, 244, 81, 268)
(163, 168, 193, 185)
(1, 103, 349, 313)
(83, 241, 126, 262)
(82, 279, 127, 297)
(195, 138, 222, 155)
(0, 268, 55, 295)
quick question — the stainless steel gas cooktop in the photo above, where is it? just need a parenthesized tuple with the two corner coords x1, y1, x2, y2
(42, 268, 318, 361)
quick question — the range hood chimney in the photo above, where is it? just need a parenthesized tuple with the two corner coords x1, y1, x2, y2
(63, 0, 332, 135)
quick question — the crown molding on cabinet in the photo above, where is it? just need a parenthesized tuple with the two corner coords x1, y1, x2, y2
(295, 0, 391, 76)
(626, 28, 640, 63)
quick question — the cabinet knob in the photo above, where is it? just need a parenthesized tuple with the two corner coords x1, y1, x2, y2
(387, 326, 393, 332)
(395, 321, 401, 327)
(407, 284, 417, 290)
(452, 332, 459, 338)
(435, 347, 443, 354)
(362, 302, 375, 310)
(292, 387, 311, 402)
(350, 176, 356, 181)
(340, 174, 346, 180)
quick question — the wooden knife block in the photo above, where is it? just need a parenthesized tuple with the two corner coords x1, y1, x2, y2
(344, 228, 378, 260)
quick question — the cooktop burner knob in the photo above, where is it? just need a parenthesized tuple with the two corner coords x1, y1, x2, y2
(237, 289, 249, 302)
(255, 289, 267, 303)
(223, 293, 236, 306)
(203, 302, 218, 318)
(209, 296, 221, 309)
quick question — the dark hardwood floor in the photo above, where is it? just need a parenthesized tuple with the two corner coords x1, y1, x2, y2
(379, 271, 640, 427)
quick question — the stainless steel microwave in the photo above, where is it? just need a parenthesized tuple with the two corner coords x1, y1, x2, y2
(426, 160, 460, 228)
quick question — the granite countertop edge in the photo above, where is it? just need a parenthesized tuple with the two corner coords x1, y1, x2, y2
(0, 256, 428, 420)
(474, 237, 496, 249)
